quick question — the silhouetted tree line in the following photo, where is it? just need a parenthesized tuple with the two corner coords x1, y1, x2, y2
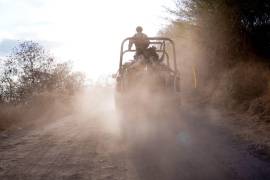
(0, 41, 85, 104)
(166, 0, 270, 65)
(160, 0, 270, 105)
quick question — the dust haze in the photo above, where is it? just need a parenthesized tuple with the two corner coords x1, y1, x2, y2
(1, 0, 270, 179)
(1, 22, 269, 180)
(1, 65, 269, 179)
(45, 75, 241, 180)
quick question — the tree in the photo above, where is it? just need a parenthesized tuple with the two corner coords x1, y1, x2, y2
(163, 0, 270, 102)
(0, 41, 85, 104)
(49, 62, 85, 95)
(170, 0, 270, 58)
(10, 41, 55, 98)
(0, 58, 19, 103)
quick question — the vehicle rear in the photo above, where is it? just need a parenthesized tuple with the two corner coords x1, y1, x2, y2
(115, 37, 181, 111)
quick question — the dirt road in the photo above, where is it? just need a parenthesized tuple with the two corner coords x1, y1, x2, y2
(0, 113, 131, 180)
(0, 94, 270, 179)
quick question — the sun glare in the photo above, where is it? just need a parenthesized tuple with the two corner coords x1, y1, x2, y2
(0, 0, 170, 80)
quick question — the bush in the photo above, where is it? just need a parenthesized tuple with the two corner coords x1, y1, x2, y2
(225, 62, 268, 104)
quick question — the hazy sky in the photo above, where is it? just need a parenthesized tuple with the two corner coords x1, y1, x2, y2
(0, 0, 174, 80)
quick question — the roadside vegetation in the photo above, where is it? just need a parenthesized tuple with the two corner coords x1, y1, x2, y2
(0, 41, 85, 130)
(161, 0, 270, 153)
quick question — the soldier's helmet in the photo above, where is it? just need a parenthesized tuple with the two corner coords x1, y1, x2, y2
(136, 26, 143, 33)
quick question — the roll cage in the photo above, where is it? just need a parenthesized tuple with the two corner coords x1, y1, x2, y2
(119, 37, 178, 73)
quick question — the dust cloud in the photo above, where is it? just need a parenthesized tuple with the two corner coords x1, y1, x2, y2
(92, 82, 239, 180)
(70, 85, 121, 136)
(1, 82, 269, 179)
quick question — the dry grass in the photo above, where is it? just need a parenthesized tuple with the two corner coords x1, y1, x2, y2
(0, 105, 22, 130)
(210, 62, 269, 109)
(225, 62, 268, 105)
(0, 91, 72, 131)
(208, 61, 270, 157)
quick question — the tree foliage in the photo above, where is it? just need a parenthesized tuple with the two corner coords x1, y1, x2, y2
(0, 41, 85, 104)
(162, 0, 270, 104)
(170, 0, 270, 58)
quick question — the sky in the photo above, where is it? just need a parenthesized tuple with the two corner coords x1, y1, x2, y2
(0, 0, 175, 80)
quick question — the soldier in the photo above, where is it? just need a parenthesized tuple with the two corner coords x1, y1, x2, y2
(128, 26, 150, 59)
